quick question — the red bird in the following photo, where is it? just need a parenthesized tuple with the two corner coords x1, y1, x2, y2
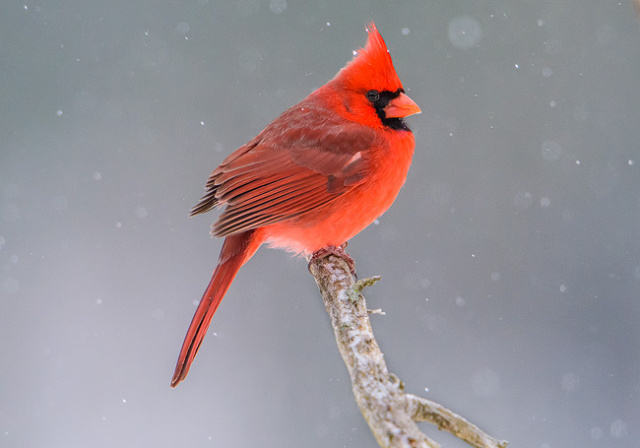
(171, 22, 420, 387)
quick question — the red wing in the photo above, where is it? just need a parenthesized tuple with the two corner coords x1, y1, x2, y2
(190, 113, 377, 237)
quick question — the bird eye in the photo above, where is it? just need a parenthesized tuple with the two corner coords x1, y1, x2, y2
(366, 90, 380, 102)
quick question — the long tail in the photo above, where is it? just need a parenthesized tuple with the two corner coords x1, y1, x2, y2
(171, 229, 264, 387)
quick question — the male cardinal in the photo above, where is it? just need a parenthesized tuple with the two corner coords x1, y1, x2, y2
(171, 22, 420, 387)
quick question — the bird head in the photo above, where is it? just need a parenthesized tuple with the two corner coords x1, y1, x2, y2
(328, 22, 421, 129)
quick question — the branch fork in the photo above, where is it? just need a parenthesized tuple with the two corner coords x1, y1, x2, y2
(308, 253, 507, 448)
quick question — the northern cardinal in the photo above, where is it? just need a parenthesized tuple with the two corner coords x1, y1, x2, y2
(171, 22, 420, 387)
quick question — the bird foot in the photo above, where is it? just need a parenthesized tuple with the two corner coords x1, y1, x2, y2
(309, 242, 357, 278)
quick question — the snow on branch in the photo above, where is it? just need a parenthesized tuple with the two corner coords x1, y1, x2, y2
(308, 253, 508, 448)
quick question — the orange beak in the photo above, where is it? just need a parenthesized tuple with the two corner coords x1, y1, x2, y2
(384, 92, 421, 118)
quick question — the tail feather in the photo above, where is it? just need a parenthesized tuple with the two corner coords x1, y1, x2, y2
(171, 229, 264, 387)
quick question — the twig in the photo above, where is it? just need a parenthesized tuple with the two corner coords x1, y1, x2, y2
(308, 253, 507, 448)
(406, 394, 508, 448)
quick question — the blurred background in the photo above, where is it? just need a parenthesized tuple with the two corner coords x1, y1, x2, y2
(1, 1, 639, 447)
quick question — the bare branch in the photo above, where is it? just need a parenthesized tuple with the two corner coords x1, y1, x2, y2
(308, 253, 507, 448)
(406, 394, 508, 448)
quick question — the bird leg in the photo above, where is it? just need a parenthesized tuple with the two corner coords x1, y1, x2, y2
(309, 242, 357, 277)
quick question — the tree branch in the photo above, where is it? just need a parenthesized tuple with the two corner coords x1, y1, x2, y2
(308, 253, 508, 448)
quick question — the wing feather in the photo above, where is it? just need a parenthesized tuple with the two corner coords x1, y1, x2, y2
(214, 187, 331, 236)
(190, 101, 378, 236)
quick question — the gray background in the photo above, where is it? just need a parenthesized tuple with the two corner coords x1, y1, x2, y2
(1, 1, 639, 447)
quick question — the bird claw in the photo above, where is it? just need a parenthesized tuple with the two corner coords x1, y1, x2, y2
(308, 242, 357, 278)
